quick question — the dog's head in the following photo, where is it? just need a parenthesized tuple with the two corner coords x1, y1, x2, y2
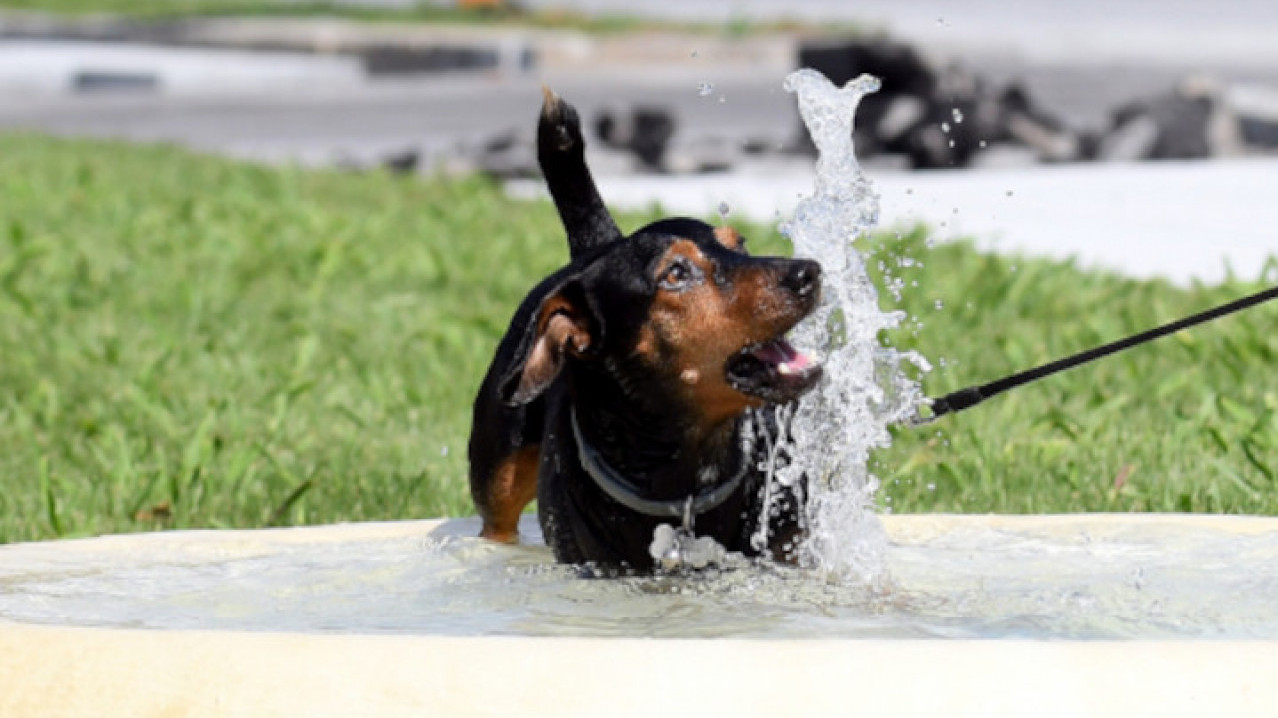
(501, 218, 822, 424)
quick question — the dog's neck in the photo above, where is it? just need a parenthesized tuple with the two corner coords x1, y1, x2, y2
(568, 364, 745, 502)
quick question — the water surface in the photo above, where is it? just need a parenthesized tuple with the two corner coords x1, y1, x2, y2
(2, 516, 1275, 640)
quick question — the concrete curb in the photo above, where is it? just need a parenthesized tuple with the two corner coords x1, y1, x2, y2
(3, 624, 1277, 718)
(2, 514, 1277, 717)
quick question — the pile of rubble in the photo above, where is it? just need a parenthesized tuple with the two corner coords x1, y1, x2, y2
(797, 39, 1278, 169)
(468, 38, 1278, 178)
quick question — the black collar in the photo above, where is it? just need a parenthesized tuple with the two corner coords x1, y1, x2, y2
(570, 408, 748, 519)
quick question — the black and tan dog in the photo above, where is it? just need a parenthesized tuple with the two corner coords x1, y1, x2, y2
(468, 90, 822, 571)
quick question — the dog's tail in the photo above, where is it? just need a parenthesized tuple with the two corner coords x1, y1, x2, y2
(539, 87, 624, 258)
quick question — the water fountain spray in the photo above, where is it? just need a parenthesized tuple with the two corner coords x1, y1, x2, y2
(766, 69, 929, 581)
(772, 72, 1277, 584)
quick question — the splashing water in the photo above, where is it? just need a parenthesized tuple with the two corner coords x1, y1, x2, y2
(767, 69, 930, 582)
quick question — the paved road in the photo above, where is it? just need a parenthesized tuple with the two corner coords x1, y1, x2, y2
(0, 53, 798, 167)
(3, 48, 1270, 165)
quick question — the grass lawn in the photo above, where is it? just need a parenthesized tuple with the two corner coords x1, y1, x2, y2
(0, 0, 836, 35)
(0, 134, 1275, 544)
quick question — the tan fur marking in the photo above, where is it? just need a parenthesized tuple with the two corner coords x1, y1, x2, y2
(480, 445, 541, 543)
(642, 240, 803, 426)
(713, 226, 744, 250)
(512, 293, 592, 404)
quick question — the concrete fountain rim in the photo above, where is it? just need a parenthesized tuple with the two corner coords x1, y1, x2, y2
(3, 513, 1278, 718)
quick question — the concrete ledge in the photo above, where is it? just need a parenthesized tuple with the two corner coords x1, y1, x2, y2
(2, 514, 1277, 717)
(2, 622, 1277, 717)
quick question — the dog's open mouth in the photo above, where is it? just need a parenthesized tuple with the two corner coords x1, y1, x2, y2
(725, 337, 823, 403)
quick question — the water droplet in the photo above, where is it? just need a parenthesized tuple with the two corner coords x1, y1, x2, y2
(947, 139, 955, 148)
(979, 140, 988, 148)
(940, 121, 951, 134)
(951, 108, 964, 124)
(440, 445, 450, 457)
(927, 482, 936, 491)
(718, 95, 727, 104)
(934, 299, 944, 310)
(696, 81, 714, 97)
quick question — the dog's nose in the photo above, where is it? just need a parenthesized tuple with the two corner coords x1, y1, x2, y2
(781, 259, 822, 298)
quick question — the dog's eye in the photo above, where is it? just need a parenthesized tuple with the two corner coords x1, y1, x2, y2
(659, 259, 698, 290)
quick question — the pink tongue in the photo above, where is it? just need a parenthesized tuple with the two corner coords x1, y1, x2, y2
(754, 340, 813, 373)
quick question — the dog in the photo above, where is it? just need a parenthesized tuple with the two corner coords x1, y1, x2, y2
(467, 89, 823, 571)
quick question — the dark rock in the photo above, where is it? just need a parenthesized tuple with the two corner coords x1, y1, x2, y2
(1099, 77, 1242, 160)
(795, 39, 1084, 168)
(595, 106, 676, 171)
(998, 84, 1089, 162)
(1229, 84, 1278, 149)
(382, 149, 420, 175)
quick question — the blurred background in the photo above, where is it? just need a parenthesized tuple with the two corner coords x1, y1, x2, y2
(3, 0, 1277, 282)
(3, 1, 1278, 543)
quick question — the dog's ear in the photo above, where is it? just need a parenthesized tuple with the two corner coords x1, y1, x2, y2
(500, 280, 599, 406)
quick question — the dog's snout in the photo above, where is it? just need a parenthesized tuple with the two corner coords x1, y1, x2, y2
(781, 260, 821, 298)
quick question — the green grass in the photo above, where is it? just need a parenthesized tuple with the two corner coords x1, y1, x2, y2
(1, 134, 1275, 544)
(0, 0, 847, 36)
(871, 234, 1278, 516)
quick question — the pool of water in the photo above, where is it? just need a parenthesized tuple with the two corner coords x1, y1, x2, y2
(2, 515, 1275, 640)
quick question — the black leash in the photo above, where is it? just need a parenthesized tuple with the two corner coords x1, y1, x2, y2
(912, 284, 1278, 424)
